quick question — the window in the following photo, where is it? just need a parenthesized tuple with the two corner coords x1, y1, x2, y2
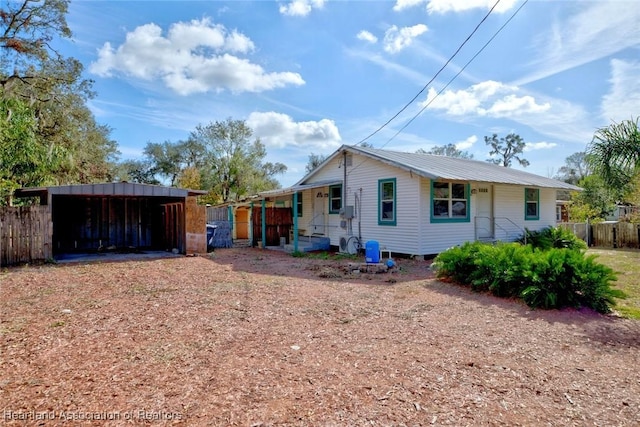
(378, 178, 396, 226)
(430, 181, 470, 223)
(525, 188, 539, 220)
(329, 184, 342, 214)
(296, 192, 303, 217)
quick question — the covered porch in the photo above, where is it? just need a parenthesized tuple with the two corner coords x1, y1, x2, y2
(257, 179, 341, 253)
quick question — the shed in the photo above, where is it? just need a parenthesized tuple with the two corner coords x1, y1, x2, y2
(14, 183, 208, 256)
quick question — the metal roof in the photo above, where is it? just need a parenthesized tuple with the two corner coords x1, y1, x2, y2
(259, 179, 343, 197)
(14, 182, 208, 198)
(300, 145, 581, 191)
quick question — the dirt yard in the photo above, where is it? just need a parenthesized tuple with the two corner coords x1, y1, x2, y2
(1, 248, 639, 426)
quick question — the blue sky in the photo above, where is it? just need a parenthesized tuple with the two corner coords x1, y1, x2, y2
(61, 0, 640, 187)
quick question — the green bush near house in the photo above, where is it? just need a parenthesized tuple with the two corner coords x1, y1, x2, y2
(433, 241, 624, 314)
(518, 226, 587, 251)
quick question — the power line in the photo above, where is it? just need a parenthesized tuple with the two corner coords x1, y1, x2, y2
(346, 0, 528, 177)
(354, 0, 504, 147)
(379, 0, 529, 149)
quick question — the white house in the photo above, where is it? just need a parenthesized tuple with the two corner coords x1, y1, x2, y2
(257, 145, 581, 256)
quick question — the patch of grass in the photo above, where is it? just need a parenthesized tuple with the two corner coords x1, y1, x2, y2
(587, 248, 640, 319)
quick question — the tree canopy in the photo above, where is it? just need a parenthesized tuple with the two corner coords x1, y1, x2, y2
(554, 152, 591, 186)
(418, 143, 473, 159)
(0, 0, 118, 203)
(586, 117, 640, 191)
(305, 152, 327, 174)
(127, 118, 286, 204)
(485, 133, 529, 168)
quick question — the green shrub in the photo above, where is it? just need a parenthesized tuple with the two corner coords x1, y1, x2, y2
(518, 226, 587, 251)
(434, 241, 623, 313)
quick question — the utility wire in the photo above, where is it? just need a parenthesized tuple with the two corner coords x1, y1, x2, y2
(379, 0, 529, 150)
(346, 0, 528, 177)
(354, 0, 503, 146)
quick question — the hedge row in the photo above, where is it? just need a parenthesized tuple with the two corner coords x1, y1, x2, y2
(432, 236, 624, 313)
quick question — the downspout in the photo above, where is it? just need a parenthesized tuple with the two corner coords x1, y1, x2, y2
(227, 205, 233, 238)
(343, 150, 347, 210)
(249, 201, 254, 246)
(293, 192, 299, 252)
(261, 198, 266, 248)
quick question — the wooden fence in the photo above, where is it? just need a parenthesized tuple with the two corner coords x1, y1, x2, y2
(207, 206, 229, 223)
(0, 206, 52, 266)
(558, 222, 640, 249)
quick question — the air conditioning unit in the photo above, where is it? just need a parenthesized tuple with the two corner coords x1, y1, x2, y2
(339, 235, 359, 254)
(339, 235, 350, 253)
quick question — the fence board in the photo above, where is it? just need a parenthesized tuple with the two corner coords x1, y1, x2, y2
(207, 206, 228, 223)
(0, 206, 52, 266)
(559, 222, 640, 249)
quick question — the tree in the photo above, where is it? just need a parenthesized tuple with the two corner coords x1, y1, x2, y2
(305, 152, 327, 174)
(554, 152, 591, 185)
(0, 97, 62, 201)
(586, 117, 640, 191)
(568, 175, 619, 222)
(191, 118, 286, 203)
(485, 133, 529, 167)
(113, 159, 160, 185)
(1, 0, 119, 190)
(418, 143, 473, 159)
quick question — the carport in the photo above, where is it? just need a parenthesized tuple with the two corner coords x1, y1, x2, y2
(14, 183, 207, 256)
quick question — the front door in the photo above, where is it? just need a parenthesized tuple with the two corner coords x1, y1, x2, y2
(475, 186, 493, 239)
(312, 193, 326, 235)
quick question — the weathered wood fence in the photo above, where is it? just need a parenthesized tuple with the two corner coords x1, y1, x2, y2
(558, 222, 640, 249)
(0, 206, 52, 266)
(206, 206, 229, 223)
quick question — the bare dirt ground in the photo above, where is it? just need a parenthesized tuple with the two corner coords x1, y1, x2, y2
(1, 248, 639, 426)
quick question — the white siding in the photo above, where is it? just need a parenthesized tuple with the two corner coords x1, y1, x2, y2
(304, 153, 559, 255)
(493, 185, 557, 240)
(345, 157, 422, 255)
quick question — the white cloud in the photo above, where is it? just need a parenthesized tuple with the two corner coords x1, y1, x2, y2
(427, 0, 517, 14)
(455, 135, 477, 150)
(424, 80, 550, 118)
(393, 0, 425, 12)
(247, 112, 342, 149)
(601, 59, 640, 123)
(424, 80, 592, 144)
(383, 24, 428, 54)
(90, 18, 304, 95)
(357, 30, 378, 44)
(525, 141, 557, 151)
(517, 1, 640, 85)
(279, 0, 325, 17)
(485, 94, 550, 118)
(393, 0, 517, 14)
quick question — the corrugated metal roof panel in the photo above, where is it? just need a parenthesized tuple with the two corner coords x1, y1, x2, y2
(14, 183, 207, 198)
(259, 179, 343, 197)
(348, 145, 582, 190)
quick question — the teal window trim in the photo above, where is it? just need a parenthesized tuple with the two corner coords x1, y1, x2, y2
(328, 184, 342, 214)
(525, 188, 540, 220)
(378, 178, 397, 226)
(296, 192, 303, 217)
(430, 181, 471, 223)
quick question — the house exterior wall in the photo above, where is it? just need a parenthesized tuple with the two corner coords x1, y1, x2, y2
(492, 185, 556, 241)
(303, 151, 559, 256)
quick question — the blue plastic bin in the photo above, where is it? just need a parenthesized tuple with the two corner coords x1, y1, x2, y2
(365, 240, 380, 264)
